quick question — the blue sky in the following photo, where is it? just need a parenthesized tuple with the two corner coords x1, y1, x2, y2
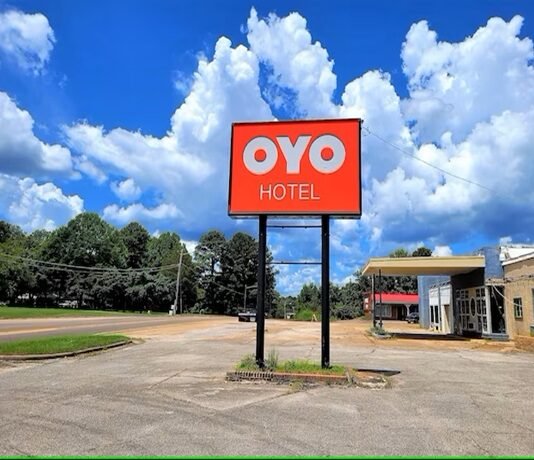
(0, 0, 533, 294)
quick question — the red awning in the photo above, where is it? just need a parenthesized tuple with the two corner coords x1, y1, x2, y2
(372, 292, 418, 304)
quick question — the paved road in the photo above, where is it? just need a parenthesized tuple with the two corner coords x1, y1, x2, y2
(0, 315, 209, 341)
(1, 318, 533, 456)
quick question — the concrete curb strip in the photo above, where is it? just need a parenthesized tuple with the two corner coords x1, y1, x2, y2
(226, 369, 392, 388)
(0, 339, 133, 361)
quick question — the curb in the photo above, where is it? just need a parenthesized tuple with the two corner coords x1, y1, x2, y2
(0, 339, 133, 361)
(227, 370, 348, 384)
(371, 332, 392, 339)
(226, 369, 393, 388)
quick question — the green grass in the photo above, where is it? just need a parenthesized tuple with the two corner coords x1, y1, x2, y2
(0, 333, 129, 355)
(292, 308, 321, 321)
(237, 354, 346, 375)
(0, 306, 152, 319)
(277, 359, 346, 375)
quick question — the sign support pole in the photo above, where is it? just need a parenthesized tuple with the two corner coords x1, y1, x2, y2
(255, 214, 267, 368)
(379, 268, 383, 329)
(372, 274, 376, 328)
(321, 215, 330, 368)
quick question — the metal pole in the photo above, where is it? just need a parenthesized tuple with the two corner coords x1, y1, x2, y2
(256, 215, 267, 368)
(243, 285, 247, 313)
(321, 215, 330, 368)
(379, 269, 383, 329)
(172, 248, 184, 315)
(372, 274, 376, 328)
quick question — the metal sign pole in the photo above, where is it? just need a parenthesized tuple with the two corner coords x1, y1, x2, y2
(372, 274, 376, 328)
(321, 215, 330, 368)
(379, 269, 383, 329)
(255, 214, 267, 368)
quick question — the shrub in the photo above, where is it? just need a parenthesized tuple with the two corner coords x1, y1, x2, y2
(265, 348, 279, 371)
(237, 353, 258, 370)
(293, 308, 320, 321)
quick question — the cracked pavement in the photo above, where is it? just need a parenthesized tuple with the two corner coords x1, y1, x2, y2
(0, 317, 533, 456)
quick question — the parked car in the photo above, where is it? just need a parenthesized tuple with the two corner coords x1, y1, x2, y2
(406, 312, 419, 324)
(238, 311, 256, 322)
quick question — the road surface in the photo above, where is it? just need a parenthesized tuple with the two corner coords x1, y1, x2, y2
(0, 314, 221, 341)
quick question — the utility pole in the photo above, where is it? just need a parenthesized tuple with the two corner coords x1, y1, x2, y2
(172, 248, 184, 315)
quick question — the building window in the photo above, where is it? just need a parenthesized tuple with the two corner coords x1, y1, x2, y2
(514, 298, 523, 319)
(376, 305, 392, 317)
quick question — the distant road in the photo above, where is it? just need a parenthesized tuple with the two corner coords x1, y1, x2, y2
(0, 315, 209, 341)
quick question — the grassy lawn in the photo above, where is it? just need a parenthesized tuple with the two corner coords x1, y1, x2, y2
(0, 306, 155, 319)
(237, 354, 347, 375)
(0, 333, 129, 355)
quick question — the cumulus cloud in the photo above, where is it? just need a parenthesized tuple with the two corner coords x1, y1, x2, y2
(0, 9, 55, 74)
(432, 245, 452, 257)
(102, 202, 181, 226)
(110, 178, 141, 202)
(182, 239, 198, 255)
(0, 92, 74, 177)
(58, 9, 534, 293)
(247, 8, 336, 117)
(65, 35, 273, 232)
(0, 174, 83, 232)
(402, 16, 534, 143)
(499, 236, 513, 245)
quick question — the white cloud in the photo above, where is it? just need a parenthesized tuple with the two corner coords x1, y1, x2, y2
(0, 9, 55, 74)
(73, 155, 106, 184)
(0, 174, 83, 232)
(110, 178, 141, 202)
(56, 10, 534, 294)
(499, 236, 513, 245)
(247, 8, 336, 117)
(275, 263, 321, 296)
(402, 16, 534, 143)
(173, 70, 193, 95)
(182, 239, 198, 255)
(0, 91, 73, 177)
(432, 245, 452, 257)
(65, 35, 273, 232)
(103, 202, 181, 226)
(339, 70, 414, 181)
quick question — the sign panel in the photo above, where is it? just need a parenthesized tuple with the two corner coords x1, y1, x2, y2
(228, 118, 361, 217)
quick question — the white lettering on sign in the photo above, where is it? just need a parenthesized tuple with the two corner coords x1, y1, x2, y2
(243, 134, 346, 175)
(243, 136, 278, 175)
(259, 183, 320, 201)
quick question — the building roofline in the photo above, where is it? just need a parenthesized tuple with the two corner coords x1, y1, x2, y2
(502, 251, 534, 266)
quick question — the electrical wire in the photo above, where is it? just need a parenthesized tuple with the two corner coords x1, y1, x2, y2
(363, 126, 494, 193)
(0, 251, 180, 273)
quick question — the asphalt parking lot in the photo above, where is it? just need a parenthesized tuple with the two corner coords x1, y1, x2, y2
(1, 316, 533, 456)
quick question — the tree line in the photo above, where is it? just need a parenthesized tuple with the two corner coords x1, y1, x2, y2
(0, 213, 275, 314)
(0, 214, 431, 318)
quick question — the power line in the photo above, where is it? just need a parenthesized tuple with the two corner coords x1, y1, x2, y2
(0, 252, 180, 273)
(363, 126, 494, 193)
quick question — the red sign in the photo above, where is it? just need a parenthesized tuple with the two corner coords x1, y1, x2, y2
(228, 118, 361, 217)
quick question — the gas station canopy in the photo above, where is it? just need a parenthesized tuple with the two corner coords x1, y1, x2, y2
(361, 256, 485, 277)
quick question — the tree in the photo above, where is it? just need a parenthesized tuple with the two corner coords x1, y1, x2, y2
(44, 213, 126, 268)
(389, 248, 410, 258)
(41, 213, 127, 306)
(120, 222, 150, 268)
(147, 233, 197, 312)
(216, 231, 276, 316)
(195, 230, 226, 311)
(147, 232, 182, 267)
(382, 247, 417, 293)
(412, 246, 432, 257)
(297, 283, 320, 310)
(195, 230, 226, 277)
